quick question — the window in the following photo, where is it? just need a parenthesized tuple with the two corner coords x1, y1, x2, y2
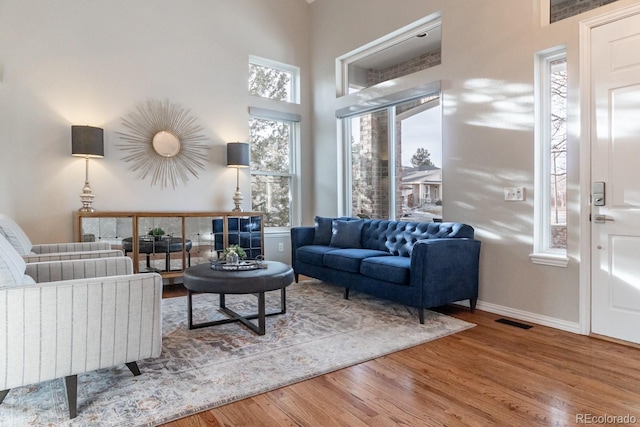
(249, 55, 300, 104)
(249, 113, 298, 228)
(532, 48, 568, 266)
(248, 55, 301, 230)
(337, 15, 442, 96)
(344, 95, 442, 221)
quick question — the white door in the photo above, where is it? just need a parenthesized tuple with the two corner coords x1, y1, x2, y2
(591, 13, 640, 344)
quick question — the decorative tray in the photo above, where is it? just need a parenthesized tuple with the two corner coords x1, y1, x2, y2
(210, 260, 267, 271)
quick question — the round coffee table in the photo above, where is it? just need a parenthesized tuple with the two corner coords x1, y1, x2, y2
(183, 261, 294, 335)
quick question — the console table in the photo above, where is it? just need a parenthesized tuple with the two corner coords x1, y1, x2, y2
(74, 211, 264, 280)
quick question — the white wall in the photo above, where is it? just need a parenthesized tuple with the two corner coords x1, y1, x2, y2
(308, 0, 639, 327)
(0, 0, 311, 264)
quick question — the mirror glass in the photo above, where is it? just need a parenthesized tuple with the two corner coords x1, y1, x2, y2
(152, 131, 181, 157)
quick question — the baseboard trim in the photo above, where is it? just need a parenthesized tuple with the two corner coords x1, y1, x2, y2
(455, 300, 582, 334)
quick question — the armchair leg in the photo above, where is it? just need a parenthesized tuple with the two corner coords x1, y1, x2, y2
(294, 273, 299, 283)
(0, 389, 9, 404)
(65, 375, 78, 419)
(470, 298, 477, 313)
(419, 308, 425, 324)
(343, 288, 350, 300)
(126, 361, 142, 376)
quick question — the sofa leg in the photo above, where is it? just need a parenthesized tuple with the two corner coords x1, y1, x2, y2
(294, 273, 299, 283)
(0, 389, 8, 404)
(343, 288, 350, 299)
(470, 298, 477, 313)
(419, 309, 425, 324)
(126, 362, 142, 376)
(65, 375, 78, 419)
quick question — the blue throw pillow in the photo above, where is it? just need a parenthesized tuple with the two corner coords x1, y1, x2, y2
(312, 216, 333, 245)
(330, 219, 364, 249)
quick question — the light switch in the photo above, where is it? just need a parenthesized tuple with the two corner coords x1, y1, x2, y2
(504, 187, 525, 201)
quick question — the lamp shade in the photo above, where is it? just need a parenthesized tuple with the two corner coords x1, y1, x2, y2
(226, 142, 250, 168)
(71, 125, 104, 158)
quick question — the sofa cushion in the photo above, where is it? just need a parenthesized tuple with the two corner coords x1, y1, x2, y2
(296, 245, 337, 266)
(312, 216, 333, 246)
(323, 248, 390, 273)
(0, 234, 27, 288)
(330, 219, 364, 249)
(360, 256, 411, 285)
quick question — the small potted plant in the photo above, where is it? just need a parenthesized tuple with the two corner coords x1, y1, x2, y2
(222, 244, 247, 265)
(148, 227, 165, 241)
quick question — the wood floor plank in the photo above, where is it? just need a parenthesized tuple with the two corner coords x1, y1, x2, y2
(158, 286, 640, 426)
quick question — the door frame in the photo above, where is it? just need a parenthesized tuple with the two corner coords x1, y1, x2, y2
(578, 3, 640, 336)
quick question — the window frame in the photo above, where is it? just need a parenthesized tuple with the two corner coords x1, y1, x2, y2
(531, 47, 569, 267)
(249, 55, 300, 104)
(248, 108, 300, 233)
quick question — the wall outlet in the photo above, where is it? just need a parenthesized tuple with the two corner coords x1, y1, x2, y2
(504, 187, 525, 201)
(278, 242, 284, 252)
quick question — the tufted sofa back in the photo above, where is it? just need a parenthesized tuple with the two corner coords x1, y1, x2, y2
(361, 220, 475, 257)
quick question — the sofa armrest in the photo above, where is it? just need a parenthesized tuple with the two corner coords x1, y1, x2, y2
(410, 238, 481, 308)
(291, 226, 315, 248)
(25, 256, 134, 282)
(290, 227, 315, 269)
(22, 249, 123, 263)
(31, 242, 112, 254)
(0, 272, 163, 390)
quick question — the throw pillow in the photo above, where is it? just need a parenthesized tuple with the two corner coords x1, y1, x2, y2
(0, 214, 33, 255)
(312, 216, 333, 246)
(330, 219, 364, 249)
(0, 234, 27, 288)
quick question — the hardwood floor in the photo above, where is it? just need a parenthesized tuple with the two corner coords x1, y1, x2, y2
(160, 284, 640, 426)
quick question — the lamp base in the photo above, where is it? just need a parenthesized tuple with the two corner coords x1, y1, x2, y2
(79, 181, 96, 212)
(232, 189, 244, 212)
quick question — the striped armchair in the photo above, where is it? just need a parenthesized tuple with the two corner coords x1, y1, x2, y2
(0, 213, 122, 262)
(0, 234, 162, 420)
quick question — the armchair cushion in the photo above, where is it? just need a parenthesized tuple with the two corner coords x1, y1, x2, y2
(22, 249, 123, 263)
(24, 256, 134, 282)
(0, 234, 26, 287)
(31, 242, 111, 254)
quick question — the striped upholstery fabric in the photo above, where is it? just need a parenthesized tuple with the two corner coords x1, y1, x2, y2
(24, 257, 134, 283)
(0, 214, 33, 255)
(31, 242, 111, 254)
(0, 235, 27, 287)
(0, 213, 113, 258)
(0, 273, 162, 390)
(22, 249, 123, 263)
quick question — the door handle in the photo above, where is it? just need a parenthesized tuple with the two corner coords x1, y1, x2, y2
(594, 214, 614, 223)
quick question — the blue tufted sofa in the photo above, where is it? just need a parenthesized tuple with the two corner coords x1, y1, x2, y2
(291, 217, 481, 323)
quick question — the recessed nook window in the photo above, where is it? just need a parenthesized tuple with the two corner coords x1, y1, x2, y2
(337, 14, 441, 96)
(549, 0, 620, 23)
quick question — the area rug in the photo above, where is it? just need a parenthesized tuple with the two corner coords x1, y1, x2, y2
(0, 280, 475, 426)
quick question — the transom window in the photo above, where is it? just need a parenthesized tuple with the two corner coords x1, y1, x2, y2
(249, 55, 300, 104)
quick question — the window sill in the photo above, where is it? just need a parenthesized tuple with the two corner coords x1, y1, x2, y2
(529, 252, 569, 267)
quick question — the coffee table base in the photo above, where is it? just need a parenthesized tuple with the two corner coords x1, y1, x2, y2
(187, 288, 286, 335)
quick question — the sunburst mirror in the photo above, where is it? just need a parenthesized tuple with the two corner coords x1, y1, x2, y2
(117, 99, 209, 189)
